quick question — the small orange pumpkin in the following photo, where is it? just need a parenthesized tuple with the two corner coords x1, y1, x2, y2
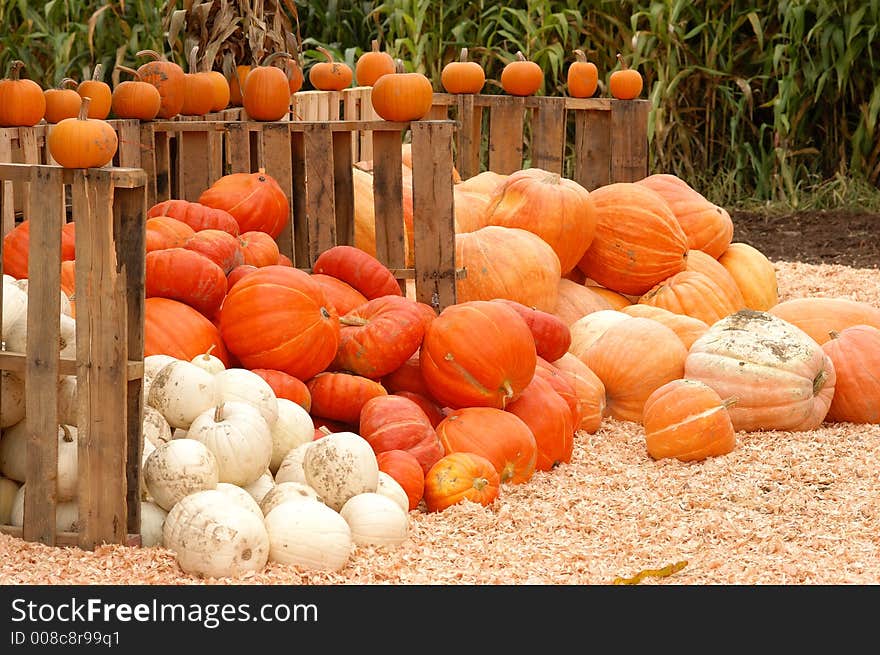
(609, 53, 643, 100)
(47, 97, 118, 169)
(370, 59, 434, 122)
(228, 64, 252, 106)
(440, 47, 486, 94)
(0, 60, 46, 127)
(179, 46, 218, 117)
(111, 66, 162, 121)
(77, 64, 112, 119)
(136, 49, 186, 119)
(500, 51, 543, 96)
(355, 39, 395, 86)
(822, 325, 880, 424)
(243, 52, 294, 121)
(308, 47, 353, 91)
(423, 451, 501, 513)
(567, 49, 598, 98)
(43, 78, 82, 124)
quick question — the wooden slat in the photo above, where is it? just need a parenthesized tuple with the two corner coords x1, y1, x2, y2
(290, 132, 309, 267)
(178, 130, 212, 201)
(151, 119, 413, 133)
(371, 129, 406, 293)
(18, 128, 40, 222)
(0, 352, 78, 377)
(572, 108, 611, 191)
(116, 120, 141, 168)
(261, 124, 295, 261)
(410, 121, 457, 311)
(455, 94, 481, 180)
(610, 100, 650, 182)
(153, 130, 172, 203)
(529, 97, 566, 174)
(488, 96, 525, 174)
(22, 166, 64, 546)
(332, 130, 355, 247)
(138, 124, 158, 206)
(0, 130, 15, 235)
(72, 169, 128, 549)
(225, 122, 251, 174)
(302, 125, 336, 266)
(0, 526, 142, 547)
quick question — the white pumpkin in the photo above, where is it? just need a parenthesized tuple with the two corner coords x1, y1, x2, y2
(57, 375, 78, 426)
(10, 484, 79, 531)
(264, 499, 353, 571)
(0, 371, 25, 428)
(268, 399, 314, 474)
(140, 500, 167, 547)
(147, 360, 217, 429)
(260, 481, 322, 516)
(303, 432, 379, 512)
(188, 402, 273, 487)
(12, 279, 73, 318)
(143, 405, 172, 447)
(339, 492, 409, 547)
(1, 281, 27, 340)
(163, 488, 270, 578)
(0, 476, 20, 524)
(190, 346, 226, 375)
(140, 438, 156, 501)
(274, 441, 314, 486)
(215, 482, 264, 519)
(243, 470, 275, 505)
(0, 422, 78, 501)
(142, 354, 177, 402)
(376, 471, 409, 513)
(143, 438, 219, 511)
(4, 312, 76, 358)
(212, 368, 279, 427)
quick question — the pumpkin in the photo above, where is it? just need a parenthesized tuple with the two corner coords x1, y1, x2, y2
(490, 298, 571, 362)
(568, 309, 631, 356)
(355, 40, 395, 86)
(136, 49, 186, 119)
(455, 226, 562, 313)
(643, 379, 737, 462)
(228, 64, 252, 106)
(441, 47, 486, 94)
(453, 187, 491, 233)
(482, 168, 597, 274)
(717, 242, 779, 311)
(2, 221, 32, 279)
(423, 452, 500, 512)
(0, 477, 19, 525)
(684, 309, 836, 432)
(163, 489, 269, 578)
(500, 51, 543, 96)
(533, 359, 580, 419)
(213, 367, 280, 426)
(636, 174, 734, 258)
(381, 354, 432, 396)
(250, 368, 312, 412)
(638, 270, 742, 326)
(585, 283, 632, 311)
(620, 304, 710, 350)
(76, 64, 112, 119)
(684, 248, 746, 310)
(310, 273, 369, 315)
(188, 401, 274, 486)
(219, 266, 340, 380)
(214, 482, 264, 518)
(227, 264, 258, 287)
(306, 371, 387, 424)
(358, 394, 445, 474)
(609, 53, 643, 99)
(148, 199, 240, 236)
(274, 442, 315, 486)
(456, 170, 508, 195)
(339, 492, 409, 547)
(393, 391, 447, 428)
(145, 215, 197, 252)
(178, 46, 215, 116)
(198, 168, 289, 238)
(43, 78, 81, 123)
(768, 297, 880, 345)
(303, 431, 379, 512)
(143, 404, 173, 446)
(238, 230, 280, 267)
(0, 60, 45, 127)
(822, 325, 880, 424)
(144, 297, 230, 365)
(260, 481, 321, 515)
(183, 228, 244, 274)
(283, 57, 304, 94)
(505, 374, 575, 471)
(243, 52, 294, 121)
(371, 59, 434, 122)
(352, 166, 416, 266)
(47, 97, 118, 168)
(552, 278, 614, 326)
(147, 359, 218, 429)
(243, 471, 276, 505)
(267, 398, 314, 473)
(312, 245, 402, 299)
(375, 472, 410, 512)
(576, 182, 688, 295)
(111, 65, 162, 120)
(0, 372, 25, 428)
(376, 449, 425, 511)
(332, 295, 428, 379)
(4, 312, 76, 359)
(145, 247, 228, 317)
(309, 47, 353, 91)
(143, 438, 219, 511)
(420, 299, 537, 409)
(0, 423, 79, 502)
(581, 316, 688, 424)
(264, 498, 353, 571)
(437, 407, 537, 484)
(567, 49, 599, 98)
(9, 486, 79, 532)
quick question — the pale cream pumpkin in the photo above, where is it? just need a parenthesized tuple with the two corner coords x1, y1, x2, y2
(339, 491, 409, 547)
(303, 431, 379, 512)
(143, 438, 219, 511)
(268, 398, 314, 474)
(212, 367, 279, 427)
(260, 480, 322, 516)
(147, 360, 217, 429)
(264, 498, 353, 571)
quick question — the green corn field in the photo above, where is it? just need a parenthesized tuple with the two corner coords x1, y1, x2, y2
(2, 0, 879, 208)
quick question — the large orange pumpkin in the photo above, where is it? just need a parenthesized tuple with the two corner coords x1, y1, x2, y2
(821, 325, 880, 424)
(423, 452, 501, 512)
(306, 371, 387, 424)
(148, 199, 240, 236)
(505, 374, 575, 471)
(312, 245, 402, 299)
(198, 169, 290, 238)
(219, 265, 340, 380)
(420, 300, 536, 409)
(238, 230, 280, 267)
(548, 352, 606, 434)
(144, 297, 230, 365)
(250, 368, 312, 412)
(768, 297, 880, 346)
(358, 394, 445, 474)
(182, 228, 244, 274)
(243, 52, 294, 121)
(552, 278, 613, 326)
(352, 166, 416, 266)
(638, 270, 742, 326)
(381, 353, 432, 397)
(684, 248, 746, 310)
(717, 242, 778, 311)
(310, 273, 369, 315)
(145, 215, 197, 253)
(620, 304, 709, 350)
(145, 247, 228, 317)
(491, 298, 571, 362)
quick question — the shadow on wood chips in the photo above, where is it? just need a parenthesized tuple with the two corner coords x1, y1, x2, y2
(730, 209, 880, 269)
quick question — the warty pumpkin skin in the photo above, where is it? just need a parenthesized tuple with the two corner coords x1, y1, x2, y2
(423, 452, 500, 513)
(767, 297, 880, 346)
(684, 309, 836, 432)
(717, 242, 778, 311)
(821, 325, 880, 424)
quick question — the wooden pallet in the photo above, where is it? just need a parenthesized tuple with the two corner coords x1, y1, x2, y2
(140, 118, 459, 311)
(0, 164, 147, 549)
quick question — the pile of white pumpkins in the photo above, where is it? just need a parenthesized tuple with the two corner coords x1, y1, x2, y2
(0, 274, 411, 579)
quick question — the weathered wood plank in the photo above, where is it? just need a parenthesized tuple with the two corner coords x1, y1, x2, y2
(371, 129, 406, 292)
(262, 124, 295, 261)
(455, 94, 481, 180)
(0, 131, 16, 235)
(488, 96, 525, 174)
(225, 122, 251, 174)
(302, 125, 336, 266)
(178, 130, 212, 201)
(610, 100, 650, 182)
(290, 132, 309, 267)
(153, 130, 172, 203)
(0, 526, 142, 547)
(116, 120, 141, 168)
(332, 130, 355, 248)
(529, 97, 566, 174)
(572, 108, 611, 191)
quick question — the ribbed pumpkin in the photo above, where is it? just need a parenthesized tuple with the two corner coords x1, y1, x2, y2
(312, 245, 402, 300)
(148, 199, 240, 236)
(393, 390, 446, 428)
(482, 168, 597, 274)
(111, 66, 162, 121)
(420, 300, 537, 410)
(544, 353, 608, 432)
(455, 226, 561, 313)
(456, 171, 508, 196)
(423, 452, 500, 513)
(145, 215, 196, 252)
(306, 372, 387, 424)
(684, 248, 746, 310)
(636, 174, 734, 258)
(249, 368, 312, 412)
(768, 297, 880, 345)
(568, 309, 631, 357)
(452, 187, 491, 233)
(145, 247, 228, 317)
(643, 379, 737, 462)
(375, 449, 424, 511)
(505, 374, 574, 472)
(0, 61, 45, 127)
(638, 270, 742, 326)
(552, 278, 613, 326)
(533, 361, 580, 427)
(684, 309, 836, 432)
(581, 316, 688, 424)
(436, 407, 537, 484)
(47, 97, 119, 169)
(358, 394, 444, 474)
(821, 325, 880, 424)
(144, 297, 230, 365)
(576, 182, 688, 296)
(620, 304, 710, 350)
(182, 228, 244, 274)
(198, 168, 289, 238)
(238, 230, 280, 267)
(717, 242, 778, 311)
(43, 78, 81, 123)
(219, 266, 340, 380)
(490, 299, 571, 362)
(136, 50, 186, 119)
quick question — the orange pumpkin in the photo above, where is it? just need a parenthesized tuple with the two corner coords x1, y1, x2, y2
(198, 168, 290, 238)
(490, 298, 571, 362)
(393, 390, 447, 428)
(370, 59, 434, 122)
(1, 220, 32, 278)
(505, 374, 575, 471)
(145, 247, 228, 318)
(238, 230, 280, 267)
(643, 379, 737, 462)
(283, 58, 304, 94)
(638, 269, 742, 326)
(533, 361, 581, 426)
(144, 297, 230, 365)
(452, 187, 491, 233)
(822, 325, 880, 424)
(310, 273, 369, 315)
(586, 284, 632, 311)
(423, 452, 500, 512)
(437, 407, 537, 484)
(136, 50, 186, 119)
(77, 63, 112, 119)
(620, 304, 710, 350)
(768, 297, 880, 345)
(456, 170, 508, 195)
(312, 245, 402, 299)
(111, 66, 162, 121)
(243, 52, 294, 121)
(226, 264, 258, 288)
(228, 64, 252, 106)
(250, 368, 312, 412)
(684, 249, 746, 310)
(376, 449, 425, 511)
(382, 354, 432, 397)
(717, 242, 779, 311)
(148, 199, 240, 236)
(182, 228, 244, 274)
(179, 46, 215, 116)
(359, 394, 445, 474)
(355, 40, 395, 86)
(548, 353, 606, 434)
(308, 47, 353, 91)
(500, 51, 543, 96)
(47, 97, 119, 168)
(43, 78, 81, 124)
(552, 278, 613, 327)
(609, 53, 643, 100)
(567, 49, 598, 98)
(440, 47, 486, 94)
(306, 371, 387, 424)
(352, 165, 416, 266)
(145, 216, 196, 252)
(0, 60, 45, 127)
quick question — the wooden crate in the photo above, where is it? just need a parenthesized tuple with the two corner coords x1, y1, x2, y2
(139, 118, 459, 311)
(0, 164, 147, 550)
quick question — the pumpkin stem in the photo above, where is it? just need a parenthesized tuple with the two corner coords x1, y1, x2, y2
(115, 65, 141, 81)
(722, 396, 739, 409)
(515, 51, 527, 62)
(573, 49, 586, 63)
(136, 49, 165, 62)
(77, 96, 92, 121)
(9, 60, 25, 80)
(616, 53, 629, 70)
(316, 46, 335, 64)
(214, 402, 225, 423)
(59, 77, 78, 90)
(812, 369, 829, 396)
(60, 424, 74, 443)
(91, 63, 104, 81)
(828, 330, 840, 340)
(394, 58, 405, 74)
(339, 315, 369, 327)
(500, 380, 515, 408)
(371, 39, 380, 53)
(459, 47, 469, 63)
(204, 344, 216, 357)
(472, 476, 489, 491)
(318, 425, 332, 436)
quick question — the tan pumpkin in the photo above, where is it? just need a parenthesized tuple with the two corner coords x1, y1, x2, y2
(552, 278, 613, 326)
(568, 309, 631, 358)
(685, 249, 746, 310)
(768, 297, 880, 345)
(638, 270, 742, 326)
(546, 353, 606, 434)
(717, 242, 778, 311)
(620, 304, 710, 350)
(456, 171, 508, 196)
